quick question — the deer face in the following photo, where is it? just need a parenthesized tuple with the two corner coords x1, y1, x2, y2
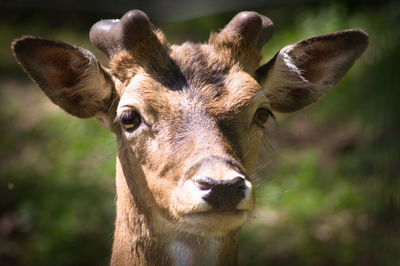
(12, 10, 368, 235)
(115, 48, 270, 233)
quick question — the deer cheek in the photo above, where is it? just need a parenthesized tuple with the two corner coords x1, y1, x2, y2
(242, 129, 264, 175)
(139, 149, 181, 218)
(143, 171, 181, 221)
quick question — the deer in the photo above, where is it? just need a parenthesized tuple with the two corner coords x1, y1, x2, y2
(11, 9, 368, 266)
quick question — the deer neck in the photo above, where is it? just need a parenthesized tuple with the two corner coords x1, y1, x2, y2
(111, 147, 240, 266)
(165, 230, 240, 266)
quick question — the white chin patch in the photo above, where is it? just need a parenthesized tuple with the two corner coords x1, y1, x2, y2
(183, 211, 248, 234)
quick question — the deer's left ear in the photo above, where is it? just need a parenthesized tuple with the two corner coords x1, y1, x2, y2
(12, 36, 114, 118)
(256, 29, 368, 112)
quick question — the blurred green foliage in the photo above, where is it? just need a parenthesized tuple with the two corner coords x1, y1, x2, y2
(1, 1, 399, 266)
(0, 83, 116, 265)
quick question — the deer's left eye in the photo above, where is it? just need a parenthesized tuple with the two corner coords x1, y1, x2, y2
(254, 108, 273, 128)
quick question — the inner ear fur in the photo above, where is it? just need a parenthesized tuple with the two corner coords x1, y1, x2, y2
(256, 29, 368, 113)
(12, 36, 114, 118)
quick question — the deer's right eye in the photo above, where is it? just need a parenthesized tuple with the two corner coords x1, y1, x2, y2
(118, 110, 141, 132)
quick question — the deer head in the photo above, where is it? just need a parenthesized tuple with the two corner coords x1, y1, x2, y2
(12, 10, 368, 265)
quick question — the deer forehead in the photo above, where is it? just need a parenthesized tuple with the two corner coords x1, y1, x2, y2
(116, 43, 266, 123)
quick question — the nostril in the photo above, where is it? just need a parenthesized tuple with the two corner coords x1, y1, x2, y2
(230, 176, 246, 190)
(194, 177, 215, 191)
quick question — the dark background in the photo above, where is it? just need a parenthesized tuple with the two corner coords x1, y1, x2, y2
(0, 0, 399, 265)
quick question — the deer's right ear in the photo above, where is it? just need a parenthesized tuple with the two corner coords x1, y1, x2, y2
(256, 30, 368, 113)
(12, 36, 114, 119)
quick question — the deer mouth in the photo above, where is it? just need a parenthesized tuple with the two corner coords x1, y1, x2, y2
(187, 209, 247, 217)
(179, 209, 249, 233)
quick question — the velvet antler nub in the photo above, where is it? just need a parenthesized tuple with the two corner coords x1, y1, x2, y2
(89, 10, 154, 58)
(218, 11, 274, 51)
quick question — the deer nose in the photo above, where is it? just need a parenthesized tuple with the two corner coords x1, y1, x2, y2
(195, 176, 247, 210)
